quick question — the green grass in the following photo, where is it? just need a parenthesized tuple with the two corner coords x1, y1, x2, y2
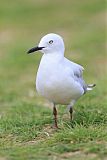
(0, 0, 106, 159)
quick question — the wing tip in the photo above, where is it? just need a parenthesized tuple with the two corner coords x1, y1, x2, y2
(87, 84, 96, 91)
(88, 84, 96, 87)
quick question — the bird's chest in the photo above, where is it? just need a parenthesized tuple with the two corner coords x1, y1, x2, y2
(36, 66, 76, 104)
(36, 63, 63, 94)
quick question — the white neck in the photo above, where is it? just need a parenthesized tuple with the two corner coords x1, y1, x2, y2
(43, 52, 64, 61)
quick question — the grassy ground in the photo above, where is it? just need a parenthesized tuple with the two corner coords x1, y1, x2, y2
(0, 0, 106, 159)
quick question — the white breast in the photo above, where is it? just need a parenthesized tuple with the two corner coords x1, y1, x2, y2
(36, 54, 84, 105)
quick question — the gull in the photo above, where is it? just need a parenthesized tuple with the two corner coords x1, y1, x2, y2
(27, 33, 96, 128)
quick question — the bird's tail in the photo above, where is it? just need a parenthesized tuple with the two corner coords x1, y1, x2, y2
(87, 84, 96, 91)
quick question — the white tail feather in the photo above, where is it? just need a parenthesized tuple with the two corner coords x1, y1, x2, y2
(87, 84, 96, 91)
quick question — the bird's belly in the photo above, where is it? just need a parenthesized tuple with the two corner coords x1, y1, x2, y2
(36, 75, 84, 105)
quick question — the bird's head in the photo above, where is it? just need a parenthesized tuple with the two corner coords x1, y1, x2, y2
(27, 33, 65, 55)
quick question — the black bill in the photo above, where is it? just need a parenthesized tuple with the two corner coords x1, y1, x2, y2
(27, 46, 44, 54)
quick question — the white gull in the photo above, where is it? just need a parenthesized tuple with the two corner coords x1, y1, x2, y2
(27, 33, 96, 128)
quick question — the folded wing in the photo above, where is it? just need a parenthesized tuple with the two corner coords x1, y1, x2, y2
(65, 58, 87, 94)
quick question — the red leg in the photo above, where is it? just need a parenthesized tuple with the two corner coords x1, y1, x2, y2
(69, 107, 73, 121)
(53, 105, 58, 128)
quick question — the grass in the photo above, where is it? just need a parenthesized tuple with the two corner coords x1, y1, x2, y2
(0, 0, 106, 159)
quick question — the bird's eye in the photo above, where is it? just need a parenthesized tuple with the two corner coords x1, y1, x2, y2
(49, 40, 53, 44)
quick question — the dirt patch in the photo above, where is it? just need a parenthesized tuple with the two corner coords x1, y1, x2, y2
(61, 151, 97, 159)
(0, 157, 7, 160)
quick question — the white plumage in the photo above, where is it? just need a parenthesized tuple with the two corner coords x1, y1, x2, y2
(28, 33, 95, 128)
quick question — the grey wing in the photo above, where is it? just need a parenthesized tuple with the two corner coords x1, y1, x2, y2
(65, 58, 87, 94)
(74, 70, 87, 94)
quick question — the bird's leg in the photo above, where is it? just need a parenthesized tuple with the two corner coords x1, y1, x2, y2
(53, 104, 58, 128)
(69, 107, 73, 121)
(68, 100, 75, 121)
